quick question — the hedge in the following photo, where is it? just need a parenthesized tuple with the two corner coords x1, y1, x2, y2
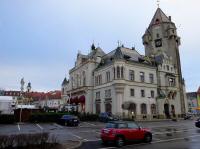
(29, 112, 99, 123)
(77, 113, 98, 121)
(0, 114, 15, 124)
(29, 112, 70, 123)
(0, 132, 58, 149)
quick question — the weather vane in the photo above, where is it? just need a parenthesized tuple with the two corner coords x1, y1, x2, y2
(157, 0, 160, 8)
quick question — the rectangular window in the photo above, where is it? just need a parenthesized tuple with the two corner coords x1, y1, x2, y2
(100, 75, 102, 85)
(141, 90, 145, 97)
(140, 72, 145, 82)
(130, 89, 135, 97)
(167, 65, 169, 71)
(106, 71, 110, 82)
(105, 89, 111, 98)
(129, 70, 135, 81)
(149, 73, 154, 83)
(96, 92, 100, 99)
(151, 90, 155, 98)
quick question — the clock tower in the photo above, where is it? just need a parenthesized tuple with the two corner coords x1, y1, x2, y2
(142, 8, 187, 116)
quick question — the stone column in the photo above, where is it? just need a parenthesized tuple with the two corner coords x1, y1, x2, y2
(114, 83, 125, 117)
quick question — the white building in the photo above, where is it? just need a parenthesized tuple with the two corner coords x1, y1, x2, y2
(0, 96, 16, 114)
(62, 8, 188, 120)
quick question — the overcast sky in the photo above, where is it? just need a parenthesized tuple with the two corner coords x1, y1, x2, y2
(0, 0, 199, 92)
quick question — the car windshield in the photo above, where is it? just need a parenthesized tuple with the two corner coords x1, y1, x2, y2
(62, 115, 73, 118)
(127, 122, 139, 129)
(106, 123, 116, 128)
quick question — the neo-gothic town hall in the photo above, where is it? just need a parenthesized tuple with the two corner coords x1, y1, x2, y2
(61, 8, 188, 120)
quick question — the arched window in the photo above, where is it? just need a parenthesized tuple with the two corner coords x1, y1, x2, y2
(121, 66, 124, 78)
(129, 103, 136, 115)
(105, 103, 112, 113)
(117, 66, 120, 79)
(96, 103, 101, 114)
(141, 103, 147, 114)
(113, 67, 116, 79)
(82, 71, 86, 86)
(151, 104, 156, 115)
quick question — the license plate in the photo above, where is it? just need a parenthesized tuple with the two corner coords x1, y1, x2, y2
(74, 120, 77, 122)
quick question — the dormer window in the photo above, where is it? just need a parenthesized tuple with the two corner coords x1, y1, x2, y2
(155, 19, 160, 24)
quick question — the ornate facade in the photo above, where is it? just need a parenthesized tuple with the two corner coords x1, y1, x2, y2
(62, 8, 188, 120)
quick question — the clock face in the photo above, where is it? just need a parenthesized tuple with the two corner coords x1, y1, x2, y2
(155, 39, 162, 47)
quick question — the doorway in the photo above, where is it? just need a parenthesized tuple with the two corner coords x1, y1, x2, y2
(164, 104, 170, 119)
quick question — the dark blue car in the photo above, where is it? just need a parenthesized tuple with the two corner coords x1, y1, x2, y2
(59, 115, 79, 126)
(195, 118, 200, 128)
(99, 112, 119, 122)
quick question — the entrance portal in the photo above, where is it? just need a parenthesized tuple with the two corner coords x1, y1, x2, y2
(164, 104, 170, 119)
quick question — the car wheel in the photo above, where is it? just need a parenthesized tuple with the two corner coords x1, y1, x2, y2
(144, 133, 152, 143)
(115, 136, 125, 147)
(102, 140, 107, 145)
(64, 122, 67, 126)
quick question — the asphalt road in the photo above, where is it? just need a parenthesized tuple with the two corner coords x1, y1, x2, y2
(79, 120, 200, 149)
(0, 120, 199, 149)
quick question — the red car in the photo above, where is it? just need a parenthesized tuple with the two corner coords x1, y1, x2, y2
(101, 121, 152, 147)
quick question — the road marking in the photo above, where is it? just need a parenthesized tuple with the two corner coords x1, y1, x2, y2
(153, 128, 197, 135)
(149, 124, 188, 129)
(83, 122, 96, 126)
(153, 138, 162, 141)
(17, 124, 20, 131)
(70, 133, 82, 139)
(83, 139, 89, 142)
(53, 123, 63, 129)
(152, 134, 200, 144)
(98, 134, 200, 149)
(36, 124, 43, 130)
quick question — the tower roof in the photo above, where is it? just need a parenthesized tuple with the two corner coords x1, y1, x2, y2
(62, 77, 68, 86)
(149, 8, 171, 27)
(113, 47, 124, 59)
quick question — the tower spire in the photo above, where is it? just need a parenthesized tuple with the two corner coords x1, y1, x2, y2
(157, 0, 160, 8)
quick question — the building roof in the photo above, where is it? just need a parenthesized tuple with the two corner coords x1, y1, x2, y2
(62, 77, 68, 86)
(96, 46, 155, 70)
(88, 46, 105, 59)
(149, 8, 171, 28)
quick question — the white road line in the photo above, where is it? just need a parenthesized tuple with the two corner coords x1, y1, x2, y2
(149, 124, 188, 129)
(17, 124, 20, 131)
(53, 123, 63, 129)
(70, 133, 82, 139)
(83, 122, 96, 126)
(99, 134, 200, 149)
(152, 134, 200, 144)
(153, 128, 197, 135)
(83, 139, 89, 142)
(153, 138, 162, 141)
(36, 124, 43, 130)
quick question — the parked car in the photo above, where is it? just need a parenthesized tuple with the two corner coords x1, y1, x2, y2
(101, 121, 152, 147)
(195, 118, 200, 128)
(99, 112, 119, 122)
(184, 112, 193, 120)
(58, 115, 79, 126)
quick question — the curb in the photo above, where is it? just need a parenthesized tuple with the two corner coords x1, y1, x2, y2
(65, 140, 83, 149)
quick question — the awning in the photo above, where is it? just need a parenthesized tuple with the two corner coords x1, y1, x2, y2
(195, 107, 200, 110)
(79, 95, 85, 103)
